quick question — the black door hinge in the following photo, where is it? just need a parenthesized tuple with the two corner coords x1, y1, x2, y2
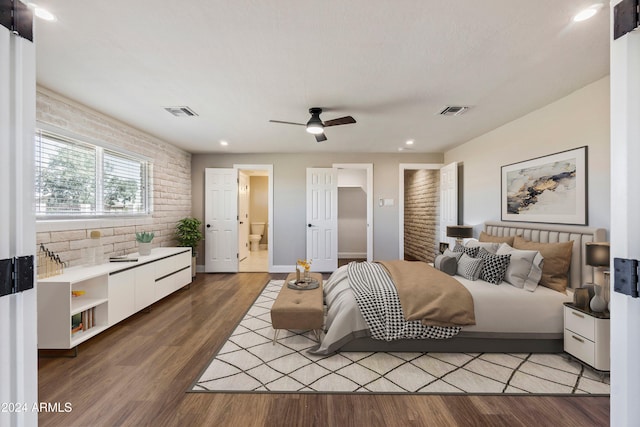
(0, 0, 34, 41)
(614, 0, 640, 40)
(0, 255, 34, 297)
(614, 258, 639, 298)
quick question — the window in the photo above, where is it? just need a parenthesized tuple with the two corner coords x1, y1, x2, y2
(35, 129, 151, 218)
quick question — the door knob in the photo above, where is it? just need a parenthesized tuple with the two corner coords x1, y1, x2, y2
(308, 224, 312, 228)
(239, 221, 244, 224)
(206, 224, 211, 228)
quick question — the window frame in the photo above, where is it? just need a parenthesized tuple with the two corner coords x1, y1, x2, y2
(35, 124, 153, 220)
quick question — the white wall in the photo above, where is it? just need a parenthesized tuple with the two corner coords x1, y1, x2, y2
(249, 175, 268, 244)
(338, 187, 367, 257)
(610, 2, 640, 425)
(191, 152, 443, 268)
(35, 88, 192, 265)
(444, 77, 610, 232)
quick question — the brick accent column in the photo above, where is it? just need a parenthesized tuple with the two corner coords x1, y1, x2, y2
(404, 169, 439, 262)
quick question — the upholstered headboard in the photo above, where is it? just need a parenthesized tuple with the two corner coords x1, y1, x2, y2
(483, 221, 607, 290)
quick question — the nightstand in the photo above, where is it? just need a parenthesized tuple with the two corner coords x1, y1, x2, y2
(563, 303, 610, 372)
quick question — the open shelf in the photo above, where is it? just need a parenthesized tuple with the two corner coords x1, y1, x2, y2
(70, 325, 109, 347)
(71, 297, 108, 315)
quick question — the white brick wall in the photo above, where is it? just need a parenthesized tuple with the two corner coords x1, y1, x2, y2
(404, 169, 439, 263)
(36, 87, 192, 266)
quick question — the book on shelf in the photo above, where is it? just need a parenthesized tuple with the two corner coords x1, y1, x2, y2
(72, 307, 96, 335)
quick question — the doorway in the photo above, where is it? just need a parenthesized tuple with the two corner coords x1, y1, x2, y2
(204, 165, 273, 273)
(237, 166, 271, 272)
(399, 163, 453, 262)
(333, 163, 373, 265)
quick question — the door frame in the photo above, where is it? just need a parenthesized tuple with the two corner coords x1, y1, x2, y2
(234, 164, 273, 272)
(333, 163, 374, 261)
(398, 163, 443, 259)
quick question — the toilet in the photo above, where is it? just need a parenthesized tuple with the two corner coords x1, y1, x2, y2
(249, 222, 265, 251)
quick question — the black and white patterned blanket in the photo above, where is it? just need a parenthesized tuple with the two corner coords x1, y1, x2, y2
(347, 262, 461, 341)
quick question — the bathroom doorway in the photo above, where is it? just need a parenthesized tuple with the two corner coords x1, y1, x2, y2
(236, 165, 271, 272)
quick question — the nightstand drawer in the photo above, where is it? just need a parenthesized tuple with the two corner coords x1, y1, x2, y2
(564, 329, 595, 366)
(564, 307, 595, 340)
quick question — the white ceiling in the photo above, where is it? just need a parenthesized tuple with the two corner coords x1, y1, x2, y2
(34, 1, 609, 154)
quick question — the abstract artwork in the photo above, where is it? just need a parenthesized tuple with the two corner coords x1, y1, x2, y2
(501, 146, 587, 225)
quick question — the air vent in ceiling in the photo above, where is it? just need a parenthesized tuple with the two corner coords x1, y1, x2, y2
(164, 106, 198, 117)
(439, 106, 470, 116)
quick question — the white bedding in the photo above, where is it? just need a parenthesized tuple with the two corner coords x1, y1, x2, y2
(309, 264, 573, 355)
(454, 275, 572, 334)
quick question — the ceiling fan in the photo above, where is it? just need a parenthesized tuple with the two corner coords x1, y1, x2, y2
(269, 107, 356, 142)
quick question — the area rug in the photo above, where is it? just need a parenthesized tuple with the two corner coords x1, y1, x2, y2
(190, 280, 610, 395)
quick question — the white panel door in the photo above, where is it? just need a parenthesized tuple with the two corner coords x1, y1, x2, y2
(439, 162, 458, 249)
(205, 168, 239, 272)
(306, 168, 338, 272)
(238, 172, 250, 261)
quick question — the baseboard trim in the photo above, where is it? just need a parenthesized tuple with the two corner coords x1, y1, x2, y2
(339, 252, 367, 259)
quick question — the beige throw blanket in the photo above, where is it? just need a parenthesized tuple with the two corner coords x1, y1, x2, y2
(378, 260, 476, 327)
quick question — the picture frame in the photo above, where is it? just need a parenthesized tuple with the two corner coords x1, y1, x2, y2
(501, 146, 587, 225)
(438, 242, 450, 254)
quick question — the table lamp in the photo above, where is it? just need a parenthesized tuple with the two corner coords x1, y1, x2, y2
(585, 242, 610, 312)
(446, 225, 473, 245)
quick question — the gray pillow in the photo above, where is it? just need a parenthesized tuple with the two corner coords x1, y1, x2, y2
(456, 253, 484, 281)
(434, 254, 457, 276)
(465, 239, 499, 254)
(496, 243, 544, 291)
(443, 248, 463, 262)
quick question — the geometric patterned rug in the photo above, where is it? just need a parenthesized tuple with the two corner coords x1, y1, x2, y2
(190, 280, 610, 395)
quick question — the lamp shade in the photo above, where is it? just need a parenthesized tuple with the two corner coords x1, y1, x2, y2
(446, 225, 473, 239)
(586, 242, 610, 267)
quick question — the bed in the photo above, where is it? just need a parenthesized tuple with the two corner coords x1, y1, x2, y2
(309, 221, 606, 355)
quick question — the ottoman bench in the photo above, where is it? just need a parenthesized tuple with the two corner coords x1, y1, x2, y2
(270, 272, 323, 344)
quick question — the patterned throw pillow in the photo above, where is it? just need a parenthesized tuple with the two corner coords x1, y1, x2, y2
(453, 243, 479, 258)
(456, 253, 484, 281)
(477, 248, 511, 285)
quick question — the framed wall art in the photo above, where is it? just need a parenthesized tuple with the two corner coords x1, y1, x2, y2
(501, 146, 587, 225)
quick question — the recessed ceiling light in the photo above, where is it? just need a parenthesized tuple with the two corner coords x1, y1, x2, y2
(220, 141, 228, 146)
(28, 3, 56, 21)
(573, 4, 603, 22)
(406, 140, 414, 145)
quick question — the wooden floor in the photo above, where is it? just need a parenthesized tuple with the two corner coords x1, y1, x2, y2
(38, 273, 610, 427)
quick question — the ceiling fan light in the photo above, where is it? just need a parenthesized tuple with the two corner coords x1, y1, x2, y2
(306, 123, 324, 134)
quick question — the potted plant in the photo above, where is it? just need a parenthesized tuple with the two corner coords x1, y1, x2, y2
(136, 231, 154, 256)
(175, 217, 203, 277)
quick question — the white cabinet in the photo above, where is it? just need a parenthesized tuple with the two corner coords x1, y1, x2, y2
(108, 268, 136, 325)
(134, 263, 156, 311)
(563, 303, 610, 372)
(38, 248, 191, 349)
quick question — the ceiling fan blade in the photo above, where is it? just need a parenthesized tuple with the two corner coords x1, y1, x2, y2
(269, 120, 306, 126)
(315, 133, 327, 142)
(323, 116, 356, 127)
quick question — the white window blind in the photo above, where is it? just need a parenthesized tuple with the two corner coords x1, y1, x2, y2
(35, 130, 151, 217)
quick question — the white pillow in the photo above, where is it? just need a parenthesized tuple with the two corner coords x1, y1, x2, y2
(496, 243, 544, 291)
(465, 238, 499, 254)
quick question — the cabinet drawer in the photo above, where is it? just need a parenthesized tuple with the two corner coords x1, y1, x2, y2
(155, 251, 191, 279)
(564, 307, 595, 340)
(564, 329, 595, 366)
